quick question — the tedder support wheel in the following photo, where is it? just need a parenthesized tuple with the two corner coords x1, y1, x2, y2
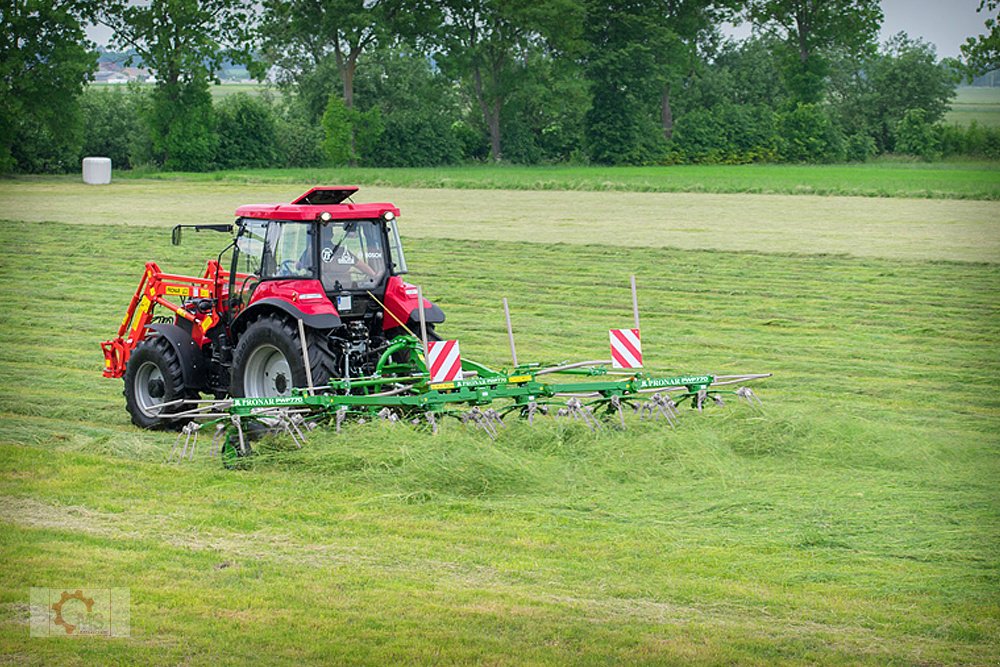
(123, 336, 190, 429)
(231, 313, 337, 398)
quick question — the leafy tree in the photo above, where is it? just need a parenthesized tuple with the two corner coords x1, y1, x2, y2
(0, 0, 96, 172)
(844, 130, 876, 162)
(583, 0, 734, 164)
(583, 0, 665, 164)
(99, 0, 256, 170)
(259, 0, 434, 119)
(501, 49, 589, 163)
(436, 0, 584, 162)
(321, 95, 353, 165)
(828, 33, 955, 152)
(353, 48, 464, 166)
(748, 0, 882, 104)
(648, 0, 734, 141)
(962, 0, 999, 75)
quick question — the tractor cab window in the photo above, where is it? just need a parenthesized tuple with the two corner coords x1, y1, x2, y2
(318, 220, 387, 292)
(235, 219, 267, 277)
(262, 222, 314, 278)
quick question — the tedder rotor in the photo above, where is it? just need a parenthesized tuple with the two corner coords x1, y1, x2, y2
(100, 187, 770, 467)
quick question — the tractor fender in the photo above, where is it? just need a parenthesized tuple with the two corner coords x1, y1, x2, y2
(382, 276, 446, 331)
(233, 298, 342, 336)
(407, 303, 445, 328)
(146, 323, 206, 391)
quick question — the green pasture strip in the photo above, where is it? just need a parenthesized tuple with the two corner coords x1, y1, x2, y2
(2, 180, 999, 262)
(107, 160, 1000, 201)
(129, 161, 1000, 199)
(0, 222, 997, 664)
(945, 86, 1000, 128)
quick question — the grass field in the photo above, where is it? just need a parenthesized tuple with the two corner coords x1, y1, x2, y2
(946, 86, 1000, 128)
(2, 180, 1000, 262)
(89, 82, 268, 100)
(117, 160, 1000, 201)
(0, 175, 998, 664)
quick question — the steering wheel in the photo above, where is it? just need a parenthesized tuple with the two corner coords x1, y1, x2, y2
(277, 259, 298, 277)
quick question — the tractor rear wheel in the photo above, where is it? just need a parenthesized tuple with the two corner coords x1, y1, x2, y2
(231, 314, 337, 398)
(123, 336, 188, 429)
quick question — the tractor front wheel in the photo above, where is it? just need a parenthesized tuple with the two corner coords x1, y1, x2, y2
(123, 336, 188, 429)
(231, 314, 336, 398)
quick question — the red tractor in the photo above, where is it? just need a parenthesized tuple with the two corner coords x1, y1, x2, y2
(102, 187, 444, 428)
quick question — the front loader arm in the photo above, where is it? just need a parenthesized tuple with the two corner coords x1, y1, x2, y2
(100, 262, 219, 378)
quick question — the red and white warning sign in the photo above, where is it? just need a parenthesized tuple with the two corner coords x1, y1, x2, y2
(609, 328, 643, 369)
(426, 340, 463, 383)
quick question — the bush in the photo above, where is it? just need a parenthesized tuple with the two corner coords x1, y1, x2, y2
(79, 86, 148, 169)
(321, 95, 384, 166)
(367, 110, 462, 167)
(938, 121, 1000, 160)
(672, 109, 726, 162)
(274, 106, 325, 168)
(894, 108, 940, 160)
(8, 110, 83, 173)
(214, 93, 278, 169)
(671, 105, 779, 164)
(777, 103, 845, 163)
(845, 131, 877, 162)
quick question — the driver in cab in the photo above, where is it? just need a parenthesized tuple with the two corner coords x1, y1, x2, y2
(313, 222, 378, 288)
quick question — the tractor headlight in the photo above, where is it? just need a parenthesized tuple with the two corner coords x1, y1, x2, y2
(382, 211, 395, 222)
(319, 211, 332, 222)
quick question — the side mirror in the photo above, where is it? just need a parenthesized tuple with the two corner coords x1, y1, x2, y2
(171, 225, 182, 246)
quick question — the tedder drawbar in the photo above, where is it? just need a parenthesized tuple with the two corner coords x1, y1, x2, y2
(101, 187, 770, 466)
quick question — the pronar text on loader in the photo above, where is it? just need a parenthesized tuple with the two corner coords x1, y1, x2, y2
(101, 187, 769, 464)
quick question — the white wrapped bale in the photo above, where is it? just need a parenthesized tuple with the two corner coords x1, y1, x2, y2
(82, 157, 112, 185)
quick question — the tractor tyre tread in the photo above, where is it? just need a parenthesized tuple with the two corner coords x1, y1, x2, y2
(230, 313, 336, 397)
(123, 335, 190, 430)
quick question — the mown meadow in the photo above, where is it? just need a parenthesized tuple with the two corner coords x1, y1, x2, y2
(0, 171, 997, 664)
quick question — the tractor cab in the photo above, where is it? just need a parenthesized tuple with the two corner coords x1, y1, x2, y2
(229, 187, 415, 328)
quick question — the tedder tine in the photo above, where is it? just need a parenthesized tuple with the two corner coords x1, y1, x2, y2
(463, 408, 497, 440)
(562, 398, 601, 432)
(335, 407, 348, 434)
(169, 421, 200, 462)
(276, 410, 307, 449)
(647, 393, 678, 428)
(736, 386, 764, 407)
(231, 415, 248, 455)
(610, 395, 625, 428)
(211, 424, 227, 457)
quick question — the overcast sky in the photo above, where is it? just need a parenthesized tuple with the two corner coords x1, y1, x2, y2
(86, 0, 993, 61)
(878, 0, 987, 58)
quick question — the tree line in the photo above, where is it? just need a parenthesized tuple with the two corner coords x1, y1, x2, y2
(3, 0, 1000, 174)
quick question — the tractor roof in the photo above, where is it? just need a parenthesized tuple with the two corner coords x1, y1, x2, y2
(234, 186, 400, 222)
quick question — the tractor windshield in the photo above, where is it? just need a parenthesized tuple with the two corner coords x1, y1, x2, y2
(318, 220, 387, 292)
